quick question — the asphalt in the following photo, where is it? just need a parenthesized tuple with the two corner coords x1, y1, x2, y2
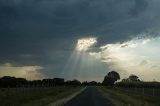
(65, 87, 114, 106)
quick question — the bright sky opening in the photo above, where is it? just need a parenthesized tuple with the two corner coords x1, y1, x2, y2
(76, 37, 97, 51)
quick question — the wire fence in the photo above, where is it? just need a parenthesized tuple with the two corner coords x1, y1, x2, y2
(116, 87, 160, 97)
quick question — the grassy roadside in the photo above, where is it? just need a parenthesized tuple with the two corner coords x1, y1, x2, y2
(0, 86, 82, 106)
(97, 87, 160, 106)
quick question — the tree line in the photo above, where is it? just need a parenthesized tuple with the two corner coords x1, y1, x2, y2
(0, 76, 102, 88)
(0, 71, 160, 88)
(102, 71, 160, 88)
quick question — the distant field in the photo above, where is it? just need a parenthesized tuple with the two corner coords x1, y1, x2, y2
(0, 86, 82, 106)
(98, 87, 160, 106)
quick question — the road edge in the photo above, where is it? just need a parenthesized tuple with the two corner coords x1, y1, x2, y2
(46, 87, 87, 106)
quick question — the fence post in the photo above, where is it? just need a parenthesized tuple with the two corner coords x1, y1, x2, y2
(142, 88, 144, 95)
(152, 88, 155, 96)
(135, 87, 137, 92)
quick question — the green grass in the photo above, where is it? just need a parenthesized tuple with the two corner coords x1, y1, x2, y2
(0, 86, 82, 106)
(97, 87, 160, 106)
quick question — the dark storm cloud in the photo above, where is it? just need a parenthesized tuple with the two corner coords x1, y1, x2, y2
(0, 0, 160, 79)
(0, 0, 151, 38)
(130, 0, 148, 17)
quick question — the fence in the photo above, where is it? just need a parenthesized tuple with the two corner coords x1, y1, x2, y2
(116, 87, 160, 97)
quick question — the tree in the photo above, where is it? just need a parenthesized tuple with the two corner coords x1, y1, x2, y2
(42, 78, 64, 86)
(82, 81, 101, 86)
(129, 74, 140, 82)
(121, 78, 130, 82)
(0, 76, 27, 88)
(65, 80, 81, 86)
(103, 71, 120, 86)
(53, 78, 64, 85)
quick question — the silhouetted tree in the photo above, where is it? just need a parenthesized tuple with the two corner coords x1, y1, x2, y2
(42, 78, 64, 86)
(53, 78, 64, 86)
(82, 81, 88, 86)
(129, 74, 140, 82)
(116, 75, 143, 88)
(103, 71, 120, 86)
(0, 76, 65, 88)
(121, 78, 129, 82)
(82, 81, 101, 86)
(88, 81, 101, 86)
(65, 80, 81, 86)
(0, 76, 27, 87)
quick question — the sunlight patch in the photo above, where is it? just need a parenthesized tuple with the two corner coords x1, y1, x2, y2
(0, 63, 44, 80)
(76, 37, 97, 51)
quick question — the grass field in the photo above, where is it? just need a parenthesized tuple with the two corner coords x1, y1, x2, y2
(98, 87, 160, 106)
(0, 86, 82, 106)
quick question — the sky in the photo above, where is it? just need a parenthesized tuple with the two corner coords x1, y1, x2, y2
(1, 0, 160, 81)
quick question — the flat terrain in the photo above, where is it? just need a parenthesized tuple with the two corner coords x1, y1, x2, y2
(0, 87, 82, 106)
(98, 87, 160, 106)
(65, 87, 113, 106)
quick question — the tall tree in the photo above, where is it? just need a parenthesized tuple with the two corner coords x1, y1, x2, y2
(129, 74, 140, 82)
(103, 71, 120, 86)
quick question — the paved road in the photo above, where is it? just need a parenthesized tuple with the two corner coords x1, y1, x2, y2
(65, 87, 114, 106)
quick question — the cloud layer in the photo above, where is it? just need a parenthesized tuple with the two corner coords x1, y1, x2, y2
(1, 0, 160, 81)
(89, 37, 160, 81)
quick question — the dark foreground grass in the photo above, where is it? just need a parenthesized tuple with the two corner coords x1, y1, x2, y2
(97, 87, 160, 106)
(0, 86, 82, 106)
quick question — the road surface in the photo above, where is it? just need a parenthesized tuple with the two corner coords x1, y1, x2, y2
(65, 87, 114, 106)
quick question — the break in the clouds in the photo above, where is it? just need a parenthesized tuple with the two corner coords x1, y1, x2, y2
(89, 36, 160, 81)
(1, 0, 160, 81)
(76, 37, 97, 51)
